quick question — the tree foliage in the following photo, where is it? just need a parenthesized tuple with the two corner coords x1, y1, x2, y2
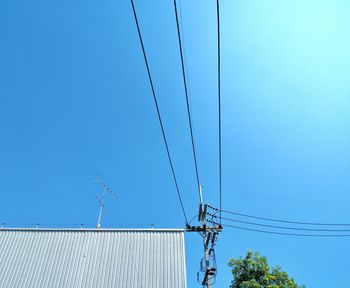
(228, 251, 304, 288)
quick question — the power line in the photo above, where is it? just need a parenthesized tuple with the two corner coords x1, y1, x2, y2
(209, 214, 350, 232)
(221, 223, 350, 237)
(221, 209, 350, 226)
(173, 0, 201, 200)
(222, 224, 350, 237)
(202, 185, 350, 203)
(216, 0, 222, 223)
(131, 0, 188, 223)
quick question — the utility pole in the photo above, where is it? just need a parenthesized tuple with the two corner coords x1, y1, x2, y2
(186, 185, 222, 287)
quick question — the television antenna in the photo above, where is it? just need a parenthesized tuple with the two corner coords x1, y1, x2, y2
(94, 175, 117, 228)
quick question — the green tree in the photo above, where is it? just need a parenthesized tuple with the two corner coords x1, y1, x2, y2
(228, 251, 304, 288)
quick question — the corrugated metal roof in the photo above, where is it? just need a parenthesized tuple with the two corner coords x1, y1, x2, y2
(0, 228, 186, 288)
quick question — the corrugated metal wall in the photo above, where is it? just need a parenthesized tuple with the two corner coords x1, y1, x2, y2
(0, 229, 186, 288)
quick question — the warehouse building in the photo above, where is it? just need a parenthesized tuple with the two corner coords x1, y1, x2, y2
(0, 228, 186, 288)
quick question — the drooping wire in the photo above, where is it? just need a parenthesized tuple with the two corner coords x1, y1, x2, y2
(216, 0, 222, 223)
(221, 209, 350, 226)
(131, 0, 188, 223)
(202, 185, 350, 203)
(221, 223, 350, 237)
(208, 214, 350, 232)
(173, 0, 201, 200)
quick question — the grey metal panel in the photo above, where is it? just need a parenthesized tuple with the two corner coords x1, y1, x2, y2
(0, 229, 186, 288)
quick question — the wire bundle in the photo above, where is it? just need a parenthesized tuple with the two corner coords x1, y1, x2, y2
(207, 210, 350, 237)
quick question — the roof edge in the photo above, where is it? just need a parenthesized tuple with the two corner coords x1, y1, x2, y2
(0, 227, 185, 232)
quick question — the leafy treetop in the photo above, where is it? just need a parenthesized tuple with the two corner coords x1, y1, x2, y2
(228, 250, 305, 288)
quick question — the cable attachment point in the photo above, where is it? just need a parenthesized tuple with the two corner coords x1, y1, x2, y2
(186, 203, 222, 287)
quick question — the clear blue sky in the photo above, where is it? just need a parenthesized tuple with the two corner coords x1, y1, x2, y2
(1, 1, 350, 287)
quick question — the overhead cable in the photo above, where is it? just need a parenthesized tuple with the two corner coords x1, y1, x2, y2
(131, 0, 188, 223)
(209, 214, 350, 232)
(221, 223, 350, 237)
(202, 186, 350, 203)
(221, 209, 350, 226)
(216, 0, 222, 223)
(173, 0, 201, 200)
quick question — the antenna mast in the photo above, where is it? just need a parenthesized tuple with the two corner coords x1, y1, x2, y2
(95, 176, 115, 229)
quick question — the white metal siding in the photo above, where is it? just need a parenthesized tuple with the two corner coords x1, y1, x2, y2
(0, 229, 186, 288)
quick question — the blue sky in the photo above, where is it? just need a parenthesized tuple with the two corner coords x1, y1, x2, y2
(1, 0, 350, 287)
